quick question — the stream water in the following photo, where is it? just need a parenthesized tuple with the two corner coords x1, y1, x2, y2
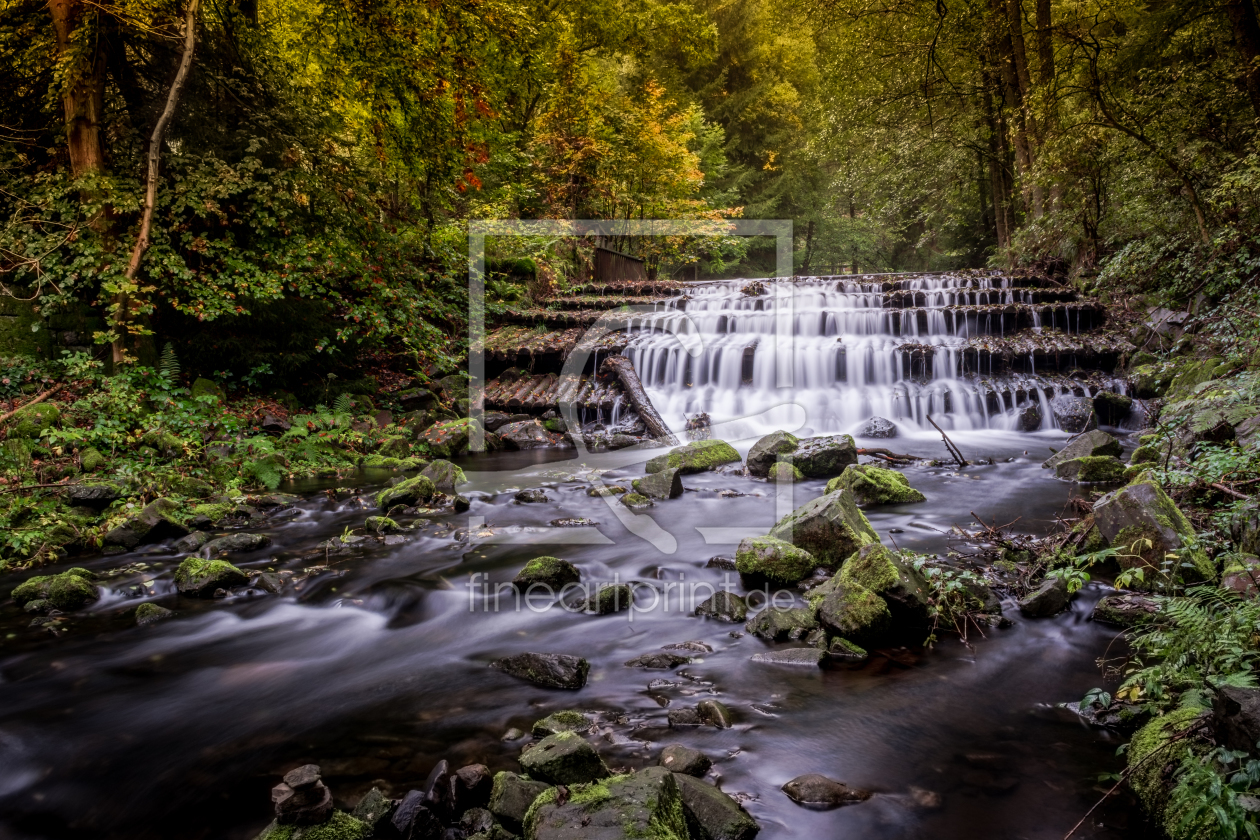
(0, 430, 1143, 840)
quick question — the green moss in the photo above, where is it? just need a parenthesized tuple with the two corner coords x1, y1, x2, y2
(361, 454, 403, 469)
(255, 821, 295, 840)
(377, 435, 412, 459)
(735, 535, 817, 583)
(645, 439, 741, 474)
(364, 516, 398, 533)
(9, 402, 60, 439)
(13, 567, 98, 610)
(532, 709, 590, 737)
(1127, 707, 1209, 839)
(297, 812, 371, 840)
(767, 461, 803, 482)
(190, 378, 225, 403)
(1130, 445, 1160, 465)
(1057, 456, 1126, 482)
(825, 464, 926, 505)
(135, 602, 173, 624)
(517, 556, 579, 587)
(816, 578, 891, 642)
(192, 502, 235, 523)
(622, 492, 653, 509)
(80, 447, 106, 472)
(837, 544, 898, 592)
(375, 474, 436, 509)
(174, 556, 248, 595)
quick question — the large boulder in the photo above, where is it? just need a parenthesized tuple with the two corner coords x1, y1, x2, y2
(1093, 391, 1133, 426)
(104, 498, 189, 549)
(1017, 576, 1070, 617)
(1050, 394, 1097, 433)
(859, 417, 897, 438)
(421, 418, 482, 458)
(489, 771, 551, 830)
(735, 536, 818, 583)
(767, 487, 879, 568)
(1042, 429, 1122, 470)
(1055, 456, 1126, 483)
(814, 579, 891, 644)
(672, 773, 760, 840)
(780, 774, 871, 808)
(836, 542, 930, 624)
(174, 556, 249, 596)
(9, 402, 59, 438)
(519, 732, 610, 785)
(779, 434, 858, 478)
(376, 475, 437, 510)
(746, 431, 799, 477)
(491, 653, 590, 690)
(523, 766, 690, 840)
(646, 439, 741, 474)
(12, 568, 99, 611)
(499, 419, 561, 450)
(514, 556, 581, 590)
(825, 464, 926, 506)
(421, 459, 467, 492)
(633, 468, 684, 500)
(1092, 476, 1214, 587)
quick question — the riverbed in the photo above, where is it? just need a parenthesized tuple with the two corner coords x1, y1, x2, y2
(0, 429, 1142, 839)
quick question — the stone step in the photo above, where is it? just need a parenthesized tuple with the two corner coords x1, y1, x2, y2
(482, 372, 624, 411)
(482, 325, 627, 363)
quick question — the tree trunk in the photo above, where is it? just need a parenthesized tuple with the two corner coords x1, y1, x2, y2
(990, 0, 1034, 219)
(601, 355, 679, 445)
(48, 0, 106, 178)
(1035, 0, 1054, 84)
(981, 72, 1012, 252)
(848, 195, 858, 274)
(1225, 0, 1260, 119)
(801, 219, 814, 275)
(1005, 0, 1043, 217)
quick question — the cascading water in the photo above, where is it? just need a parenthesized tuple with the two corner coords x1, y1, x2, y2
(622, 273, 1125, 440)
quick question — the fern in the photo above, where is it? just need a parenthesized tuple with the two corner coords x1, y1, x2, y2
(333, 393, 353, 415)
(159, 342, 180, 381)
(244, 458, 283, 490)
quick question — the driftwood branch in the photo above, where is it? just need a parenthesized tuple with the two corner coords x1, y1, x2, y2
(601, 355, 679, 445)
(113, 0, 200, 364)
(857, 447, 919, 464)
(0, 385, 64, 426)
(927, 413, 967, 467)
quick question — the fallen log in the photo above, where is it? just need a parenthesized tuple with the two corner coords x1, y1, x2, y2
(0, 385, 64, 427)
(601, 355, 679, 445)
(857, 447, 919, 464)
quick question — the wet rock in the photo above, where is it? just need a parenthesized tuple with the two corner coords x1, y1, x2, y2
(422, 459, 467, 493)
(273, 764, 334, 826)
(746, 430, 800, 477)
(621, 492, 654, 510)
(175, 531, 211, 553)
(668, 707, 702, 727)
(1091, 593, 1159, 626)
(815, 579, 891, 644)
(1092, 476, 1214, 587)
(398, 387, 439, 411)
(489, 771, 551, 830)
(1055, 455, 1126, 483)
(825, 637, 868, 662)
(1016, 403, 1042, 431)
(1214, 687, 1260, 755)
(421, 759, 456, 820)
(351, 787, 396, 835)
(377, 475, 437, 510)
(421, 417, 484, 458)
(779, 434, 859, 478)
(625, 652, 690, 669)
(550, 517, 597, 527)
(673, 773, 759, 840)
(859, 416, 897, 438)
(766, 461, 803, 482)
(751, 647, 825, 667)
(746, 606, 819, 642)
(453, 494, 471, 513)
(61, 482, 122, 510)
(735, 536, 817, 584)
(836, 542, 931, 625)
(204, 532, 272, 554)
(499, 420, 556, 450)
(646, 439, 741, 475)
(460, 807, 495, 836)
(825, 464, 925, 506)
(174, 556, 250, 597)
(491, 652, 590, 690)
(483, 411, 528, 432)
(365, 516, 399, 534)
(583, 583, 633, 615)
(104, 497, 189, 549)
(135, 603, 174, 626)
(519, 731, 610, 785)
(392, 789, 443, 839)
(1223, 555, 1260, 599)
(767, 487, 879, 568)
(1018, 577, 1070, 617)
(665, 640, 714, 653)
(515, 489, 550, 503)
(741, 281, 767, 296)
(605, 433, 640, 450)
(532, 710, 592, 738)
(501, 728, 526, 742)
(660, 745, 711, 777)
(781, 774, 871, 809)
(12, 568, 99, 612)
(1093, 391, 1133, 426)
(696, 591, 748, 622)
(1043, 429, 1122, 470)
(705, 556, 737, 570)
(514, 556, 581, 590)
(524, 766, 688, 840)
(633, 468, 684, 500)
(1050, 394, 1098, 434)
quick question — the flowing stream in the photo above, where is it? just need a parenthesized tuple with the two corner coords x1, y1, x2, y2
(0, 275, 1144, 840)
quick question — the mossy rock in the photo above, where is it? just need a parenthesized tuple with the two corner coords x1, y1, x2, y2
(584, 583, 633, 615)
(814, 578, 892, 644)
(532, 710, 592, 738)
(364, 516, 398, 534)
(767, 461, 803, 482)
(1055, 456, 1126, 483)
(515, 556, 581, 589)
(735, 535, 817, 583)
(645, 439, 741, 475)
(1127, 707, 1210, 840)
(142, 430, 185, 457)
(523, 766, 688, 840)
(1130, 444, 1161, 465)
(746, 430, 800, 476)
(1043, 429, 1123, 470)
(768, 487, 879, 568)
(377, 435, 412, 459)
(171, 476, 215, 498)
(361, 454, 403, 469)
(621, 492, 653, 510)
(191, 501, 235, 524)
(174, 556, 249, 596)
(9, 402, 60, 439)
(421, 459, 467, 492)
(1093, 477, 1214, 588)
(12, 568, 98, 611)
(1165, 358, 1226, 402)
(836, 542, 930, 622)
(103, 498, 189, 549)
(1130, 364, 1169, 399)
(632, 468, 684, 500)
(190, 378, 226, 404)
(825, 464, 926, 506)
(420, 418, 483, 459)
(779, 434, 858, 478)
(518, 731, 610, 785)
(80, 446, 106, 472)
(135, 602, 174, 625)
(745, 605, 819, 641)
(376, 475, 436, 510)
(1069, 519, 1108, 554)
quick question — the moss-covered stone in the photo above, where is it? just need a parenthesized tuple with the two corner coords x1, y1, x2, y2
(135, 602, 174, 625)
(364, 516, 398, 534)
(515, 556, 581, 590)
(825, 464, 926, 505)
(190, 377, 225, 403)
(294, 811, 371, 840)
(1130, 364, 1169, 399)
(584, 583, 633, 615)
(12, 568, 98, 611)
(1165, 357, 1226, 402)
(79, 446, 106, 472)
(1093, 477, 1214, 588)
(523, 766, 688, 840)
(1130, 444, 1161, 465)
(768, 487, 879, 568)
(1069, 519, 1108, 553)
(518, 731, 610, 784)
(746, 430, 799, 476)
(1043, 429, 1123, 470)
(104, 497, 188, 549)
(375, 474, 436, 510)
(621, 492, 653, 510)
(489, 771, 552, 828)
(735, 535, 817, 583)
(745, 605, 819, 641)
(779, 434, 858, 478)
(532, 710, 592, 738)
(767, 461, 803, 482)
(826, 636, 869, 661)
(837, 542, 930, 621)
(9, 402, 59, 439)
(1093, 391, 1133, 425)
(191, 501, 235, 524)
(174, 556, 249, 596)
(815, 578, 892, 644)
(645, 439, 741, 475)
(420, 418, 482, 459)
(376, 435, 412, 459)
(633, 468, 684, 500)
(1055, 455, 1126, 482)
(421, 459, 467, 492)
(1127, 707, 1210, 840)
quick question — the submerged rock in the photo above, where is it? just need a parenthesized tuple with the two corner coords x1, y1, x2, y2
(746, 430, 800, 477)
(532, 710, 592, 738)
(767, 487, 879, 568)
(583, 583, 633, 615)
(859, 417, 897, 438)
(735, 536, 817, 583)
(660, 745, 711, 777)
(696, 699, 733, 728)
(174, 556, 249, 596)
(621, 492, 654, 510)
(633, 467, 684, 500)
(519, 731, 610, 785)
(781, 774, 871, 809)
(524, 766, 689, 840)
(1043, 429, 1122, 470)
(12, 568, 99, 612)
(625, 651, 690, 669)
(825, 464, 926, 506)
(514, 556, 581, 590)
(646, 439, 741, 474)
(515, 489, 550, 503)
(491, 652, 590, 690)
(1092, 476, 1214, 587)
(1017, 577, 1070, 617)
(751, 647, 825, 667)
(696, 591, 749, 622)
(779, 434, 858, 478)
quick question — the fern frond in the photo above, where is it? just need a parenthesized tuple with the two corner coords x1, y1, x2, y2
(333, 393, 353, 415)
(159, 343, 180, 380)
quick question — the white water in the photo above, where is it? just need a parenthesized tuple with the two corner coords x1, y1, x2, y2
(622, 275, 1123, 441)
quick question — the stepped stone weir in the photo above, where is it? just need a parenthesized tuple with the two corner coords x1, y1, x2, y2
(480, 272, 1134, 433)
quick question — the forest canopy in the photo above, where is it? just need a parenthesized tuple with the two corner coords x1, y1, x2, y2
(1, 0, 1259, 379)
